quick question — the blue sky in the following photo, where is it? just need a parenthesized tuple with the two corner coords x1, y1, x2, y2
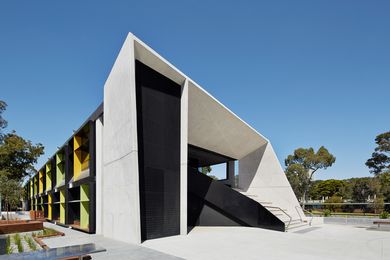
(0, 1, 389, 180)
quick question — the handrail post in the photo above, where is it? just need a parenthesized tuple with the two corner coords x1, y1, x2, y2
(265, 206, 292, 231)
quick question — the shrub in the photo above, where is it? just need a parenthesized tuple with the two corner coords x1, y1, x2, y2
(370, 197, 385, 214)
(325, 196, 343, 212)
(323, 209, 331, 217)
(33, 227, 60, 237)
(6, 236, 13, 254)
(13, 234, 23, 253)
(379, 211, 389, 219)
(24, 235, 37, 251)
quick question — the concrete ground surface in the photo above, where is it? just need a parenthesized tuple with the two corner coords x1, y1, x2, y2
(143, 224, 390, 260)
(41, 223, 182, 260)
(41, 222, 390, 260)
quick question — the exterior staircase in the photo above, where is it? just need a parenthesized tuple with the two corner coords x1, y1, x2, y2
(233, 188, 311, 231)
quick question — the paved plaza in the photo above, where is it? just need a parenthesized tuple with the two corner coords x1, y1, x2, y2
(42, 221, 390, 260)
(143, 223, 390, 260)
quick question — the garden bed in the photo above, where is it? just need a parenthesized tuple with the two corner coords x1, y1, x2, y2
(32, 227, 64, 238)
(0, 220, 43, 234)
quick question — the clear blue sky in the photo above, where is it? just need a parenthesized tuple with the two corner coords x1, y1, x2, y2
(1, 1, 389, 180)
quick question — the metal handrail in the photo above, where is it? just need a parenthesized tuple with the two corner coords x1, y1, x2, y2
(265, 205, 292, 231)
(295, 205, 314, 226)
(295, 205, 304, 222)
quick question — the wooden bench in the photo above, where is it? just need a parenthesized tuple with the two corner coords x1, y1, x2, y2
(373, 220, 390, 228)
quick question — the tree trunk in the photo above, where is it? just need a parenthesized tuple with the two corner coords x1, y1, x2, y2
(302, 169, 317, 210)
(6, 203, 9, 223)
(302, 190, 307, 210)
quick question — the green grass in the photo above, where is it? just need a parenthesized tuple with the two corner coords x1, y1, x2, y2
(5, 236, 14, 254)
(33, 227, 60, 237)
(13, 234, 24, 253)
(24, 235, 37, 251)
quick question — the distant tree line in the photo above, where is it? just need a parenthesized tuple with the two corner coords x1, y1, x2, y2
(308, 177, 385, 202)
(285, 130, 390, 205)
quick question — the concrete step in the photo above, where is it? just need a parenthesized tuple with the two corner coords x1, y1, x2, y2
(258, 201, 273, 205)
(233, 189, 274, 205)
(265, 207, 287, 212)
(287, 222, 310, 231)
(285, 219, 302, 224)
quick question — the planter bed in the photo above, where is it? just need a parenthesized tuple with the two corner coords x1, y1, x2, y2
(0, 220, 43, 234)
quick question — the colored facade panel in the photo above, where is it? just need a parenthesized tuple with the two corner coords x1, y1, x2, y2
(73, 136, 82, 180)
(46, 162, 52, 191)
(48, 194, 52, 220)
(33, 176, 38, 196)
(30, 181, 33, 198)
(73, 126, 90, 181)
(38, 170, 44, 194)
(56, 152, 65, 186)
(80, 184, 90, 229)
(60, 190, 65, 223)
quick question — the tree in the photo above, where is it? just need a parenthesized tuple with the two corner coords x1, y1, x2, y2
(285, 146, 336, 206)
(0, 132, 44, 181)
(200, 166, 219, 180)
(350, 177, 380, 202)
(285, 164, 308, 201)
(0, 100, 44, 213)
(0, 175, 23, 221)
(370, 197, 385, 214)
(324, 195, 343, 212)
(378, 172, 390, 201)
(201, 166, 212, 175)
(366, 131, 390, 175)
(0, 100, 7, 134)
(309, 179, 347, 200)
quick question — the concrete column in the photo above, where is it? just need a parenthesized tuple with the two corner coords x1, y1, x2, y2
(227, 161, 235, 187)
(102, 33, 141, 244)
(180, 79, 189, 235)
(95, 116, 103, 235)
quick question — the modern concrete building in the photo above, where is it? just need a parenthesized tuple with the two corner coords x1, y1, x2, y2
(25, 33, 305, 244)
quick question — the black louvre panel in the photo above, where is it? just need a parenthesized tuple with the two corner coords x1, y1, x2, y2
(135, 60, 181, 241)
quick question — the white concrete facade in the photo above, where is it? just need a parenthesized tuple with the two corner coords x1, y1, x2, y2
(99, 32, 303, 243)
(102, 36, 141, 244)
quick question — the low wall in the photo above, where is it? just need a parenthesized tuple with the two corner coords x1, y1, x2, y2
(0, 220, 43, 234)
(324, 217, 381, 225)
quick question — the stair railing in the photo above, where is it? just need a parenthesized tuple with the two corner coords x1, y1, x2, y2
(295, 205, 313, 226)
(265, 206, 292, 231)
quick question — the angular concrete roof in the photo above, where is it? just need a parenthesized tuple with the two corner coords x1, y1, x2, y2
(132, 33, 268, 159)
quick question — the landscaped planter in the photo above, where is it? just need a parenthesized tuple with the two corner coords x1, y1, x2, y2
(29, 210, 45, 220)
(0, 220, 43, 234)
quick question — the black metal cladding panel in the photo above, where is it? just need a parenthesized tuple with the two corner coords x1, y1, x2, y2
(188, 168, 285, 231)
(136, 60, 181, 241)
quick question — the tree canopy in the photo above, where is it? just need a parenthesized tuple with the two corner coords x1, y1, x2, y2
(309, 179, 346, 200)
(0, 101, 44, 181)
(285, 146, 336, 176)
(0, 100, 7, 133)
(366, 131, 390, 175)
(285, 146, 336, 204)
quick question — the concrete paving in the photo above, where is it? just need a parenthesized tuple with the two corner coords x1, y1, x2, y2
(41, 221, 390, 260)
(143, 224, 390, 260)
(41, 223, 182, 260)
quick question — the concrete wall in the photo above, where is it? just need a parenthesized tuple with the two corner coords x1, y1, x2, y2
(102, 34, 141, 244)
(239, 143, 304, 221)
(180, 79, 188, 235)
(98, 33, 303, 242)
(324, 217, 381, 225)
(95, 116, 103, 235)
